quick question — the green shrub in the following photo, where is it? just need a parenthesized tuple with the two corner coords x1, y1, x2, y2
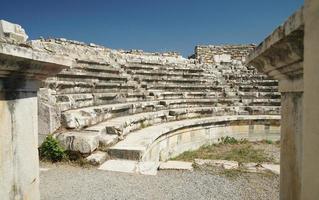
(39, 135, 66, 162)
(218, 136, 248, 145)
(262, 139, 274, 144)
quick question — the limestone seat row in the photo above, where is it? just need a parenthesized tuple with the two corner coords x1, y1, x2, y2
(108, 115, 281, 161)
(57, 107, 280, 154)
(61, 97, 274, 129)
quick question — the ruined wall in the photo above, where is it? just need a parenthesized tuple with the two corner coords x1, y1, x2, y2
(194, 44, 256, 64)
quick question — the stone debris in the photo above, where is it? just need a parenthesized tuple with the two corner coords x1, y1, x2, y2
(159, 161, 193, 171)
(262, 164, 280, 175)
(0, 19, 28, 43)
(194, 159, 280, 175)
(194, 159, 238, 170)
(85, 151, 108, 166)
(241, 162, 265, 173)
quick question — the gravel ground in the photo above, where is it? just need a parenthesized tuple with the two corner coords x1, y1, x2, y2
(253, 143, 281, 164)
(40, 163, 279, 200)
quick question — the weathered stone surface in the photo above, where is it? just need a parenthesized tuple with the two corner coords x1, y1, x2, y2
(194, 44, 255, 64)
(0, 24, 71, 200)
(195, 159, 238, 170)
(98, 134, 119, 150)
(0, 19, 28, 43)
(109, 115, 280, 161)
(57, 132, 99, 154)
(98, 160, 138, 173)
(85, 151, 108, 165)
(262, 164, 280, 175)
(137, 161, 159, 175)
(246, 6, 305, 200)
(241, 162, 264, 173)
(159, 161, 193, 171)
(98, 160, 159, 175)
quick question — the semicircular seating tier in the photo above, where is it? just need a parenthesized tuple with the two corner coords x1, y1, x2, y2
(34, 39, 281, 163)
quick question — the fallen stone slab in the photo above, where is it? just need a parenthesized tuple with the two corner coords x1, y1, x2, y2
(99, 160, 138, 174)
(194, 159, 238, 170)
(159, 161, 193, 171)
(57, 132, 99, 154)
(137, 161, 160, 176)
(262, 164, 280, 175)
(241, 162, 265, 173)
(85, 151, 108, 166)
(98, 160, 159, 175)
(98, 134, 119, 150)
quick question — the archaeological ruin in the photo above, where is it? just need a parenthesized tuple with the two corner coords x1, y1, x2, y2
(1, 0, 319, 199)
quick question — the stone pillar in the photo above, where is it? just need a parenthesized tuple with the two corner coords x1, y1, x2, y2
(302, 0, 319, 199)
(0, 42, 71, 200)
(279, 91, 303, 200)
(246, 8, 304, 200)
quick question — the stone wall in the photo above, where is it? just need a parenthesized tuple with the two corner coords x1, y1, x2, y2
(194, 44, 256, 64)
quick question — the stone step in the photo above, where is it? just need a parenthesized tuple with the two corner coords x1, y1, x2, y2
(160, 98, 241, 107)
(98, 160, 159, 175)
(84, 106, 243, 136)
(57, 131, 119, 154)
(59, 68, 127, 81)
(236, 91, 281, 99)
(56, 92, 230, 112)
(82, 105, 280, 137)
(239, 85, 278, 92)
(229, 80, 278, 86)
(56, 106, 279, 154)
(44, 80, 135, 94)
(148, 91, 223, 99)
(129, 70, 205, 78)
(123, 63, 204, 73)
(146, 84, 223, 91)
(61, 97, 281, 129)
(135, 76, 209, 84)
(60, 99, 228, 128)
(61, 101, 161, 129)
(74, 63, 121, 74)
(108, 115, 281, 161)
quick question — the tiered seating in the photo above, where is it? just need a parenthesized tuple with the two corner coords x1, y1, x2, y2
(35, 39, 281, 165)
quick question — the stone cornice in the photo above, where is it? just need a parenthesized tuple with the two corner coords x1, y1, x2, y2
(0, 42, 73, 80)
(246, 7, 304, 81)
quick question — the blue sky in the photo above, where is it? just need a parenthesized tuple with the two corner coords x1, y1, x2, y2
(0, 0, 303, 56)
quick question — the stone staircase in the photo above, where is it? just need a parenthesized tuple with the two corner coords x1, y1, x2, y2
(34, 39, 281, 169)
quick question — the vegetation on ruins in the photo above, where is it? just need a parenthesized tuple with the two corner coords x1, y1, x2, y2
(39, 135, 66, 162)
(172, 137, 276, 164)
(218, 136, 248, 145)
